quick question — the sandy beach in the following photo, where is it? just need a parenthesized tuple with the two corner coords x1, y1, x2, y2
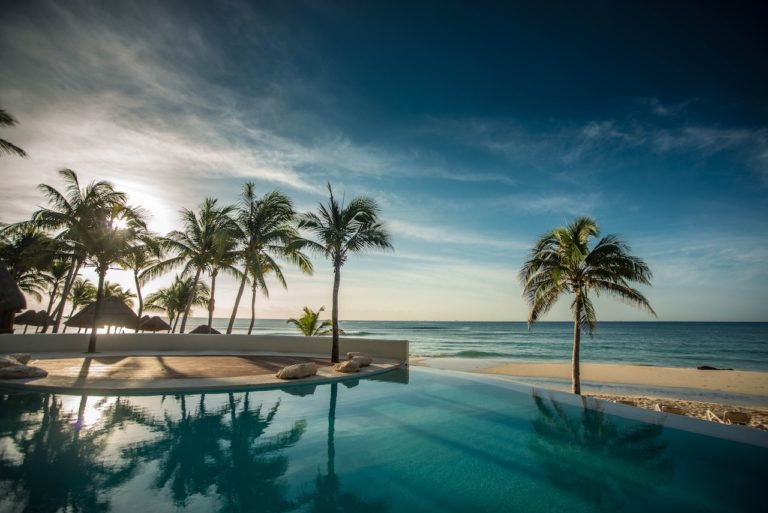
(410, 358, 768, 430)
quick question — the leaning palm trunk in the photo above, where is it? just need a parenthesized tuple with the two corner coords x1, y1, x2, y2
(207, 269, 218, 333)
(247, 283, 257, 335)
(179, 268, 201, 334)
(41, 289, 58, 333)
(52, 260, 80, 333)
(87, 270, 106, 353)
(226, 273, 248, 334)
(331, 264, 341, 362)
(133, 271, 143, 333)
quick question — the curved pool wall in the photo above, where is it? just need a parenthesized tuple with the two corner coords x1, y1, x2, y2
(0, 333, 409, 361)
(1, 367, 765, 513)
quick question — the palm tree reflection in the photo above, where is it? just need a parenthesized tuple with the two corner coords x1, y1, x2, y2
(530, 394, 673, 511)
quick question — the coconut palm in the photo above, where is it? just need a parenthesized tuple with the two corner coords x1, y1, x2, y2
(161, 198, 236, 333)
(119, 236, 163, 329)
(244, 252, 286, 335)
(102, 281, 136, 307)
(40, 259, 70, 332)
(63, 278, 96, 333)
(0, 108, 27, 157)
(226, 184, 312, 334)
(298, 184, 393, 362)
(205, 233, 241, 333)
(33, 169, 130, 333)
(145, 276, 210, 333)
(519, 217, 656, 394)
(286, 306, 335, 336)
(0, 223, 54, 301)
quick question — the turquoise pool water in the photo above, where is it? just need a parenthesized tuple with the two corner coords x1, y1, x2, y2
(1, 368, 765, 512)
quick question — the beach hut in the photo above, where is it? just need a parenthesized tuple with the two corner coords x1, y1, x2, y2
(140, 315, 171, 332)
(13, 309, 38, 333)
(0, 265, 26, 333)
(65, 296, 140, 333)
(190, 324, 220, 334)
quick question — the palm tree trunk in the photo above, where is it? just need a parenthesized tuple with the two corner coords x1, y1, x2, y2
(52, 260, 80, 333)
(207, 269, 218, 333)
(87, 269, 107, 353)
(179, 268, 201, 334)
(247, 283, 257, 335)
(226, 273, 248, 334)
(63, 303, 77, 333)
(134, 270, 143, 333)
(327, 382, 337, 477)
(572, 302, 582, 395)
(172, 314, 180, 333)
(40, 286, 58, 333)
(331, 263, 341, 362)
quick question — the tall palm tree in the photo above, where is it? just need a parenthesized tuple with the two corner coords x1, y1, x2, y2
(145, 276, 210, 333)
(161, 198, 236, 333)
(119, 236, 163, 329)
(102, 281, 136, 307)
(0, 223, 54, 302)
(0, 108, 27, 157)
(286, 306, 334, 336)
(63, 278, 96, 333)
(40, 259, 70, 332)
(244, 252, 286, 335)
(226, 184, 312, 334)
(298, 184, 392, 362)
(33, 169, 129, 333)
(80, 201, 146, 352)
(519, 217, 656, 394)
(205, 233, 241, 333)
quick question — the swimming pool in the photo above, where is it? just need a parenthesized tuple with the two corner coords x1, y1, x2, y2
(1, 367, 765, 512)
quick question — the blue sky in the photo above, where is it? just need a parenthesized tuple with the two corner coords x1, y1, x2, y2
(1, 0, 766, 321)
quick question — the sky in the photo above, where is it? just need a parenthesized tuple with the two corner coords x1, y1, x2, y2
(1, 0, 766, 321)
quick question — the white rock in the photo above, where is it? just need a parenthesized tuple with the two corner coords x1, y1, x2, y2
(0, 364, 48, 379)
(333, 360, 361, 373)
(275, 362, 318, 380)
(9, 353, 31, 364)
(0, 355, 21, 368)
(347, 352, 373, 366)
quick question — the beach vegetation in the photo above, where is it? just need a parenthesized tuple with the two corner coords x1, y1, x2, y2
(520, 216, 655, 394)
(0, 108, 27, 158)
(286, 306, 336, 336)
(298, 184, 392, 362)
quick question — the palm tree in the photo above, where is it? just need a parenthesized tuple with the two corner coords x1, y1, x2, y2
(40, 259, 70, 332)
(33, 169, 129, 333)
(286, 306, 334, 336)
(519, 217, 656, 394)
(81, 203, 146, 352)
(119, 236, 163, 329)
(0, 108, 27, 157)
(244, 252, 286, 335)
(226, 184, 312, 334)
(63, 278, 96, 333)
(102, 281, 136, 307)
(145, 276, 210, 333)
(298, 184, 393, 362)
(161, 198, 236, 333)
(0, 223, 54, 302)
(205, 232, 241, 333)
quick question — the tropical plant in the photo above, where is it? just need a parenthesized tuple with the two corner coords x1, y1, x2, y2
(226, 184, 312, 334)
(145, 276, 210, 333)
(0, 223, 54, 301)
(102, 281, 136, 307)
(0, 108, 27, 157)
(119, 236, 163, 327)
(161, 198, 236, 333)
(244, 252, 285, 335)
(204, 231, 241, 333)
(286, 306, 335, 336)
(298, 184, 393, 362)
(62, 278, 96, 333)
(519, 217, 655, 394)
(33, 169, 130, 332)
(40, 258, 70, 332)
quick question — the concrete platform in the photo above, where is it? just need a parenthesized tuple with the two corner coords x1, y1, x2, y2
(0, 351, 405, 394)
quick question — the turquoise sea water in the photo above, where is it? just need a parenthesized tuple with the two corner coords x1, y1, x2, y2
(197, 319, 768, 371)
(1, 368, 765, 512)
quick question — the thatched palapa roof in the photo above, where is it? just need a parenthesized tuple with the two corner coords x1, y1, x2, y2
(13, 310, 39, 325)
(0, 266, 26, 312)
(140, 315, 171, 332)
(65, 296, 140, 329)
(190, 324, 220, 334)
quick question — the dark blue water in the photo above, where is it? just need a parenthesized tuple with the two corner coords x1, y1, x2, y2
(1, 368, 765, 512)
(206, 318, 768, 371)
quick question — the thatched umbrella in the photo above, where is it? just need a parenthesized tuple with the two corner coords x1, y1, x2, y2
(140, 315, 171, 332)
(0, 265, 26, 334)
(65, 296, 140, 332)
(13, 309, 38, 334)
(190, 324, 220, 334)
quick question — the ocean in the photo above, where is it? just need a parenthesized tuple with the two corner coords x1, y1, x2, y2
(190, 318, 768, 372)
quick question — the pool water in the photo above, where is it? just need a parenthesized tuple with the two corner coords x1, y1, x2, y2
(0, 368, 765, 512)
